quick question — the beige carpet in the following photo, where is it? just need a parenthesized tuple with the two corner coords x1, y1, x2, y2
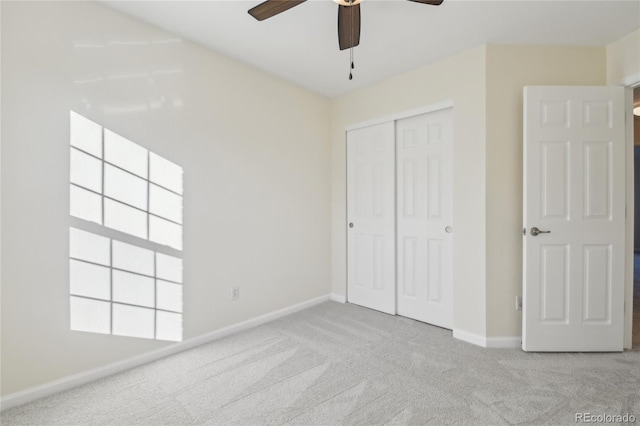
(2, 301, 639, 425)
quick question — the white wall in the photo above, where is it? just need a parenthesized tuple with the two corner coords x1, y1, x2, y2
(607, 28, 640, 85)
(1, 1, 331, 396)
(330, 47, 488, 338)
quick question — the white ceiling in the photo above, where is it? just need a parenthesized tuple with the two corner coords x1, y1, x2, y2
(104, 0, 640, 98)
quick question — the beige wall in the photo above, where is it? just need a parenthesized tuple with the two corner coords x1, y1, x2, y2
(484, 45, 607, 338)
(1, 1, 331, 396)
(607, 28, 640, 85)
(331, 47, 488, 337)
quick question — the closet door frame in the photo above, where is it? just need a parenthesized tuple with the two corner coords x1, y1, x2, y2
(345, 101, 454, 134)
(345, 100, 454, 322)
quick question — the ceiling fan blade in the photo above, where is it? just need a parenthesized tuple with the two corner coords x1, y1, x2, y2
(406, 0, 444, 5)
(338, 4, 361, 51)
(248, 0, 306, 21)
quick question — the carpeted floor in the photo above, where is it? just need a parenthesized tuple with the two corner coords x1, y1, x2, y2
(2, 301, 639, 425)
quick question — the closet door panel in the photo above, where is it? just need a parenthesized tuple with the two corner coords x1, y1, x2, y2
(347, 122, 396, 314)
(397, 108, 453, 329)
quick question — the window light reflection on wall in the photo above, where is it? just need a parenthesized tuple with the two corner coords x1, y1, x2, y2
(69, 111, 184, 342)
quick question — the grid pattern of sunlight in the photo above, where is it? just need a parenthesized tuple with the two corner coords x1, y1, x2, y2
(70, 111, 183, 250)
(70, 228, 184, 341)
(69, 111, 184, 342)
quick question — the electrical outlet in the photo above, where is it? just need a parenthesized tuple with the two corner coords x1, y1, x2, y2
(231, 286, 239, 301)
(516, 296, 523, 311)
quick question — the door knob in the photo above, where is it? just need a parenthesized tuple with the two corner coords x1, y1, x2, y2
(349, 222, 354, 228)
(445, 226, 453, 233)
(530, 227, 550, 236)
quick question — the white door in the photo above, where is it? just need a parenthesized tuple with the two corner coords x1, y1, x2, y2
(523, 86, 626, 352)
(347, 122, 396, 314)
(396, 109, 453, 329)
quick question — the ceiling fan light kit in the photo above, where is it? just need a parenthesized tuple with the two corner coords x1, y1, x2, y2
(248, 0, 444, 79)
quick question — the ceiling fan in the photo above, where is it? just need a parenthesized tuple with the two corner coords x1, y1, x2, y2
(248, 0, 444, 51)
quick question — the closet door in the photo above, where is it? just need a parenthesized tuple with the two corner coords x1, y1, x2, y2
(396, 108, 453, 329)
(347, 122, 396, 314)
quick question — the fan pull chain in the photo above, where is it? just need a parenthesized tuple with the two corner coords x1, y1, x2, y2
(348, 0, 355, 80)
(349, 46, 354, 80)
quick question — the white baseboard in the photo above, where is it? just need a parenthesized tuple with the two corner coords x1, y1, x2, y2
(0, 294, 331, 411)
(330, 293, 346, 303)
(453, 329, 487, 347)
(453, 329, 521, 349)
(486, 336, 522, 349)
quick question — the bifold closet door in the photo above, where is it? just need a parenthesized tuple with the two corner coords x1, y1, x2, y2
(396, 108, 453, 329)
(347, 122, 396, 314)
